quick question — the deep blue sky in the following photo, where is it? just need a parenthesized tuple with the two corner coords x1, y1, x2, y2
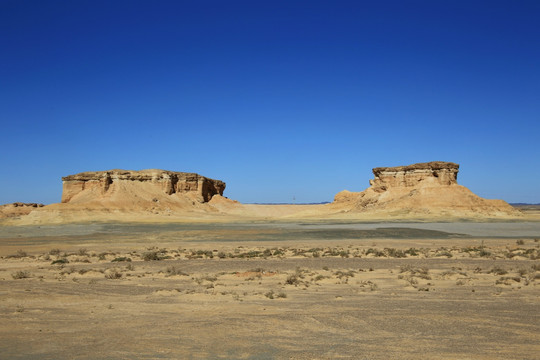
(1, 1, 539, 204)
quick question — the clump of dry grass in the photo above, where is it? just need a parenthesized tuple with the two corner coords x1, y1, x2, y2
(165, 266, 189, 276)
(334, 270, 356, 279)
(12, 270, 30, 279)
(142, 251, 162, 261)
(399, 265, 431, 279)
(489, 266, 508, 275)
(6, 250, 30, 259)
(49, 248, 61, 255)
(104, 270, 123, 279)
(265, 290, 287, 299)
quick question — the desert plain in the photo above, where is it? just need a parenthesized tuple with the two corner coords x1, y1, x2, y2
(1, 219, 539, 359)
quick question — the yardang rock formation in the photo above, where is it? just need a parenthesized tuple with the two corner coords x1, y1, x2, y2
(332, 161, 519, 218)
(8, 169, 232, 224)
(61, 169, 225, 204)
(0, 163, 523, 224)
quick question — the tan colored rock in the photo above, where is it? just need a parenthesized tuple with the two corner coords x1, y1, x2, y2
(0, 203, 44, 219)
(2, 163, 526, 225)
(61, 169, 225, 204)
(370, 161, 459, 190)
(331, 161, 520, 218)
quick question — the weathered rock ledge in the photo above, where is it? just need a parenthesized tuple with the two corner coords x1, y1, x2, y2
(62, 169, 225, 203)
(370, 161, 459, 191)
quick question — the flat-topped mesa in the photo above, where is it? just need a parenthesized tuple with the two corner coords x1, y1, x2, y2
(332, 160, 520, 218)
(369, 161, 459, 191)
(61, 169, 225, 203)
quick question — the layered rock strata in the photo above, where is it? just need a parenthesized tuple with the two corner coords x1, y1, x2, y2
(370, 161, 459, 190)
(332, 161, 519, 217)
(61, 169, 225, 204)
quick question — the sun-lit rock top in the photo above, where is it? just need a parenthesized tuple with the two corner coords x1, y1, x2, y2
(370, 161, 459, 191)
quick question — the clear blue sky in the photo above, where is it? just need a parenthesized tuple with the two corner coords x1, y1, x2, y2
(1, 1, 539, 204)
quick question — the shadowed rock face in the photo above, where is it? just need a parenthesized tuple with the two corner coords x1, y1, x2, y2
(61, 169, 225, 203)
(370, 161, 459, 191)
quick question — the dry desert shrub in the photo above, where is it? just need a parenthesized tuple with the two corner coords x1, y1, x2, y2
(12, 270, 31, 279)
(489, 266, 508, 275)
(6, 250, 29, 259)
(334, 270, 356, 279)
(51, 258, 69, 265)
(404, 248, 420, 256)
(165, 266, 189, 276)
(399, 265, 431, 279)
(105, 270, 123, 279)
(265, 290, 287, 299)
(142, 251, 163, 261)
(385, 248, 406, 258)
(285, 274, 300, 286)
(365, 248, 385, 257)
(434, 248, 453, 258)
(358, 280, 378, 291)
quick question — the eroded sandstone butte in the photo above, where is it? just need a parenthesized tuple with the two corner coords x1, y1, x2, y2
(332, 161, 520, 218)
(62, 169, 225, 204)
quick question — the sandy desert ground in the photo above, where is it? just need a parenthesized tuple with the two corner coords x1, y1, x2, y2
(1, 220, 539, 359)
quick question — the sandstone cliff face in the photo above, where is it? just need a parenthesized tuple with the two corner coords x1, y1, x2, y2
(370, 161, 459, 190)
(332, 161, 519, 218)
(61, 169, 225, 204)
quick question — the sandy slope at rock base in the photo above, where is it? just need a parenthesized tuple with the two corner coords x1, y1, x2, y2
(3, 199, 538, 226)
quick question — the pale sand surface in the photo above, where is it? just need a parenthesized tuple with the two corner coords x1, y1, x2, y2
(1, 221, 539, 359)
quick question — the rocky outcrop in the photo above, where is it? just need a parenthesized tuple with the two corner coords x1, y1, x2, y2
(332, 161, 520, 218)
(370, 161, 459, 191)
(61, 169, 225, 204)
(0, 203, 44, 219)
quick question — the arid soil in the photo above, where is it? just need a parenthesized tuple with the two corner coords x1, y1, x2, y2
(1, 222, 539, 359)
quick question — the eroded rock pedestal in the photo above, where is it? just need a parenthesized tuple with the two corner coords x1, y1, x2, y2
(332, 161, 519, 218)
(62, 169, 225, 204)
